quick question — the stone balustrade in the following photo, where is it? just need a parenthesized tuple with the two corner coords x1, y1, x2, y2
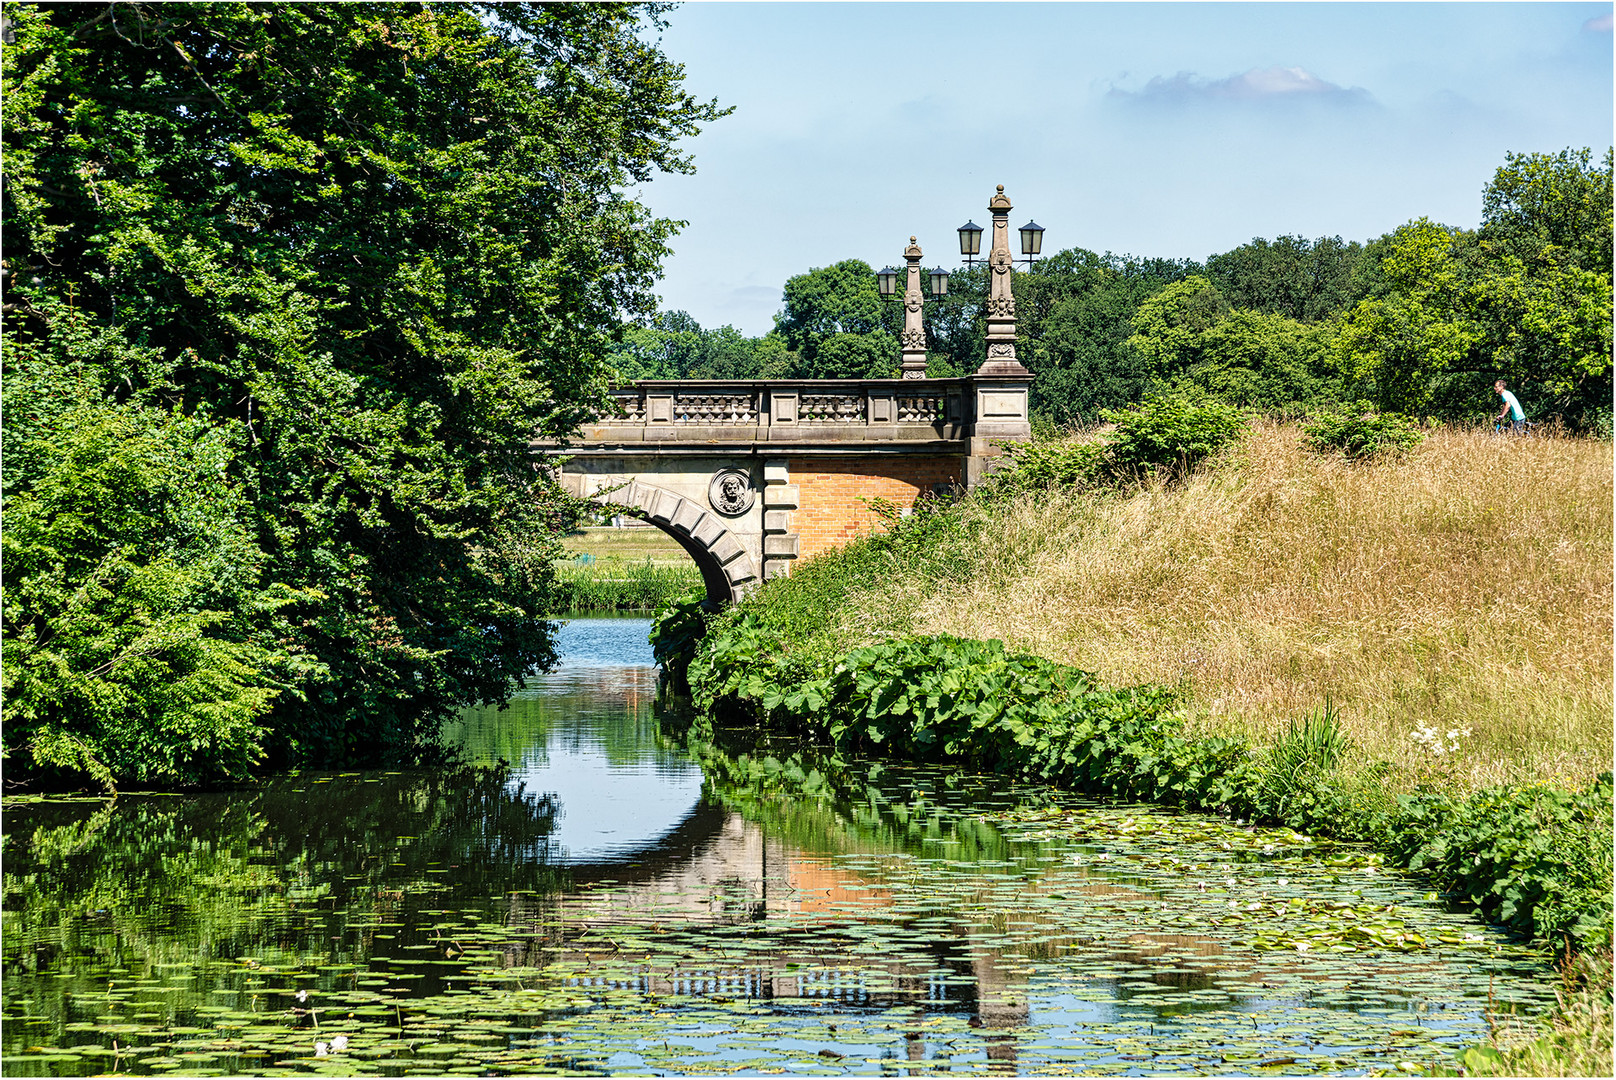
(573, 377, 1026, 448)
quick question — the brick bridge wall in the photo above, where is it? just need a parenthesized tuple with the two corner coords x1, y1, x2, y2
(786, 455, 961, 560)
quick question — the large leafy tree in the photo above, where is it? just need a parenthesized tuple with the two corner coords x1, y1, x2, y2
(1205, 234, 1368, 323)
(1335, 149, 1612, 424)
(1125, 275, 1340, 413)
(774, 259, 899, 378)
(2, 2, 727, 785)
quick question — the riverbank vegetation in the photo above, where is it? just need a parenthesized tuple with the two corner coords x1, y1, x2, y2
(552, 556, 702, 613)
(659, 410, 1613, 1071)
(1, 2, 725, 788)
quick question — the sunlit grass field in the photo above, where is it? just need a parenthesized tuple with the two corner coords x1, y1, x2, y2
(562, 525, 695, 565)
(835, 421, 1612, 795)
(553, 527, 702, 612)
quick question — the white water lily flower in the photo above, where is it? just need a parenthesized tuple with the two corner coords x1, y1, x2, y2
(1295, 942, 1310, 951)
(1464, 933, 1483, 942)
(1276, 878, 1289, 886)
(1226, 878, 1237, 887)
(315, 1042, 329, 1058)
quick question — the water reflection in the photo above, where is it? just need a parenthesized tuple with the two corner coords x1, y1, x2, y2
(0, 617, 1557, 1077)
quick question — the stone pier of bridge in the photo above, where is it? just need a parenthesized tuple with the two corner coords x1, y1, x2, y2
(537, 374, 1030, 604)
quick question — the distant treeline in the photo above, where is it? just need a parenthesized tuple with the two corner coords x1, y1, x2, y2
(612, 148, 1613, 434)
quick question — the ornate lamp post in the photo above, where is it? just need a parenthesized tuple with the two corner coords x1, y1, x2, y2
(877, 236, 949, 380)
(976, 185, 1029, 376)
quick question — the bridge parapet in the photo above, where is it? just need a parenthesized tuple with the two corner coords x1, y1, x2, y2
(541, 375, 1029, 601)
(581, 378, 974, 444)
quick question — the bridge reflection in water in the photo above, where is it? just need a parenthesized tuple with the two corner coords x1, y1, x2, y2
(499, 800, 1031, 1070)
(448, 620, 1530, 1073)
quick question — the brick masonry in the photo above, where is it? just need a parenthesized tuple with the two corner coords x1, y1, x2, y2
(786, 456, 961, 560)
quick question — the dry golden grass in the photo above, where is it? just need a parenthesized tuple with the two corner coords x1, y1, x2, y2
(855, 421, 1612, 793)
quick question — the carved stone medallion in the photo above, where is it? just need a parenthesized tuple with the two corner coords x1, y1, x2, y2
(708, 467, 756, 516)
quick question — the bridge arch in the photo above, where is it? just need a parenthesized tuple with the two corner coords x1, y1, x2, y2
(558, 472, 761, 605)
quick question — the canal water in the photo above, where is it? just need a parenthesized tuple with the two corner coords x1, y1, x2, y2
(2, 617, 1556, 1076)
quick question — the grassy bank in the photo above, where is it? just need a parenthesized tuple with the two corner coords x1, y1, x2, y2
(551, 555, 701, 613)
(697, 421, 1611, 792)
(660, 418, 1613, 1074)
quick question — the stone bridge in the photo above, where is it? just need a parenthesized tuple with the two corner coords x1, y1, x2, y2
(538, 373, 1030, 603)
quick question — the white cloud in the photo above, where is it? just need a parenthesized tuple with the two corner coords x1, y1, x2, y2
(1111, 65, 1374, 106)
(1583, 12, 1614, 33)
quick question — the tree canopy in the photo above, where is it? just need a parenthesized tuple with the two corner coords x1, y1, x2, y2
(2, 2, 727, 786)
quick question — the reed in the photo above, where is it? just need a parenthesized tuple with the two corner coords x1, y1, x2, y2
(552, 556, 702, 613)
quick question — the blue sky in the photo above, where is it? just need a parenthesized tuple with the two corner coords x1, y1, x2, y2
(633, 2, 1613, 338)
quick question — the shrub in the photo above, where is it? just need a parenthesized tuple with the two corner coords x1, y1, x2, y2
(648, 590, 711, 694)
(1099, 392, 1248, 477)
(1382, 773, 1614, 954)
(991, 437, 1110, 491)
(1302, 402, 1428, 459)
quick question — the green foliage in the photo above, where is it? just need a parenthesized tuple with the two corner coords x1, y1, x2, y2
(1013, 251, 1203, 425)
(1, 2, 726, 785)
(605, 311, 787, 381)
(1249, 702, 1359, 830)
(1480, 147, 1614, 273)
(1125, 276, 1345, 413)
(647, 589, 711, 694)
(1126, 275, 1232, 377)
(693, 626, 1250, 807)
(1099, 392, 1249, 476)
(1205, 234, 1370, 323)
(990, 394, 1248, 494)
(1301, 402, 1428, 459)
(1381, 774, 1615, 955)
(992, 436, 1111, 490)
(1336, 149, 1613, 428)
(774, 259, 899, 378)
(2, 405, 296, 787)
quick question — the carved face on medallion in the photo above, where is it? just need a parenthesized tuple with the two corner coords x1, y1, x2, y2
(708, 468, 755, 516)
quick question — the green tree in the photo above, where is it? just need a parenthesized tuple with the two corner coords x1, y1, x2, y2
(2, 2, 727, 784)
(1125, 275, 1232, 378)
(951, 249, 1200, 426)
(606, 311, 705, 380)
(1127, 276, 1341, 412)
(1335, 149, 1612, 425)
(1480, 147, 1614, 273)
(1205, 234, 1368, 322)
(774, 259, 899, 378)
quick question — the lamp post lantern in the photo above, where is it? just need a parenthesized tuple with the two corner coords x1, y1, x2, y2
(1019, 220, 1045, 265)
(957, 220, 984, 266)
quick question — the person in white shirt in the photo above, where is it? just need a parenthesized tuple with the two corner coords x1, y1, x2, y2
(1495, 380, 1525, 433)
